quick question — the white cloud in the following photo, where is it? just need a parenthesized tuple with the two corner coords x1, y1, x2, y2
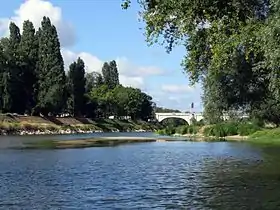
(161, 84, 194, 93)
(116, 57, 163, 77)
(61, 49, 159, 89)
(78, 52, 104, 73)
(119, 75, 144, 89)
(0, 0, 75, 47)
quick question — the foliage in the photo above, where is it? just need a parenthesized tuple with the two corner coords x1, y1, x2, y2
(122, 0, 280, 126)
(154, 107, 181, 113)
(157, 126, 176, 136)
(102, 60, 119, 89)
(159, 124, 200, 135)
(203, 121, 261, 137)
(176, 125, 189, 135)
(36, 16, 66, 115)
(0, 16, 154, 121)
(18, 20, 38, 115)
(88, 85, 153, 120)
(67, 57, 86, 116)
(238, 122, 261, 136)
(85, 71, 103, 93)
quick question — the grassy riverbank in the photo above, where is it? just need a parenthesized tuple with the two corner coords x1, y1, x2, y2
(0, 115, 161, 135)
(156, 121, 272, 142)
(157, 120, 280, 144)
(248, 128, 280, 145)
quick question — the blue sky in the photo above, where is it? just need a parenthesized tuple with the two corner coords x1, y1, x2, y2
(0, 0, 203, 112)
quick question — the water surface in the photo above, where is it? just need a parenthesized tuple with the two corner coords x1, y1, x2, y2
(0, 138, 280, 209)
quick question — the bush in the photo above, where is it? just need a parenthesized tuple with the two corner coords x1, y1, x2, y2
(188, 125, 199, 134)
(203, 124, 226, 137)
(222, 122, 238, 136)
(176, 125, 189, 135)
(238, 122, 261, 136)
(203, 121, 261, 138)
(156, 126, 176, 136)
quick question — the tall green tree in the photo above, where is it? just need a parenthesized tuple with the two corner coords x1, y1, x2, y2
(36, 16, 66, 115)
(0, 40, 7, 112)
(18, 20, 38, 114)
(67, 57, 86, 116)
(1, 22, 25, 113)
(109, 60, 119, 88)
(102, 60, 119, 89)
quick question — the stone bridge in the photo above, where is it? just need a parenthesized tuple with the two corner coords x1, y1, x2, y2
(155, 112, 204, 125)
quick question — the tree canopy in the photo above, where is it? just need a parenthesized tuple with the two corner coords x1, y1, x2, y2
(123, 0, 280, 125)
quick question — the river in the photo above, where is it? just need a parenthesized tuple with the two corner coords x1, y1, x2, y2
(0, 132, 280, 209)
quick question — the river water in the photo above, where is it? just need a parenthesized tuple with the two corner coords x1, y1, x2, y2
(0, 132, 280, 209)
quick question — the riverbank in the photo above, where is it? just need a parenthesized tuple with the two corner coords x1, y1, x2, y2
(0, 115, 161, 135)
(178, 133, 249, 142)
(157, 122, 280, 144)
(176, 127, 280, 145)
(12, 127, 280, 150)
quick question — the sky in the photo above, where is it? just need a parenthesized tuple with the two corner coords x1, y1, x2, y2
(0, 0, 203, 112)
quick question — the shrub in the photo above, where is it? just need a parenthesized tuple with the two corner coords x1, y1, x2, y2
(188, 125, 199, 134)
(156, 127, 176, 136)
(176, 125, 189, 135)
(203, 121, 261, 138)
(222, 122, 238, 136)
(238, 122, 261, 136)
(203, 124, 227, 137)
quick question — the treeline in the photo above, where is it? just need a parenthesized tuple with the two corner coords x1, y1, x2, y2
(0, 17, 154, 120)
(154, 107, 181, 113)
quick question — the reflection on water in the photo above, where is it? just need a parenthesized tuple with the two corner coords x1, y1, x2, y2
(0, 141, 280, 209)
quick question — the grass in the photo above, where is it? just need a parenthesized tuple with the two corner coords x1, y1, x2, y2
(248, 128, 280, 145)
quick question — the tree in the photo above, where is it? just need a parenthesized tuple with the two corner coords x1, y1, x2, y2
(122, 0, 280, 124)
(1, 22, 25, 114)
(18, 20, 38, 114)
(89, 84, 110, 118)
(36, 16, 66, 115)
(85, 71, 103, 93)
(67, 57, 86, 116)
(102, 60, 119, 89)
(0, 40, 7, 112)
(154, 107, 181, 113)
(109, 60, 119, 88)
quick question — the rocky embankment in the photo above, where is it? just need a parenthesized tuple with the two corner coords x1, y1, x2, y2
(0, 127, 150, 136)
(0, 115, 158, 136)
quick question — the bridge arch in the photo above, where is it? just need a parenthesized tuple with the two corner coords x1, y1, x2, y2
(158, 116, 192, 125)
(155, 112, 204, 125)
(159, 116, 190, 126)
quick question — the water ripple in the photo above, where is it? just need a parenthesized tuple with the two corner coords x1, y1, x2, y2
(0, 142, 280, 209)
